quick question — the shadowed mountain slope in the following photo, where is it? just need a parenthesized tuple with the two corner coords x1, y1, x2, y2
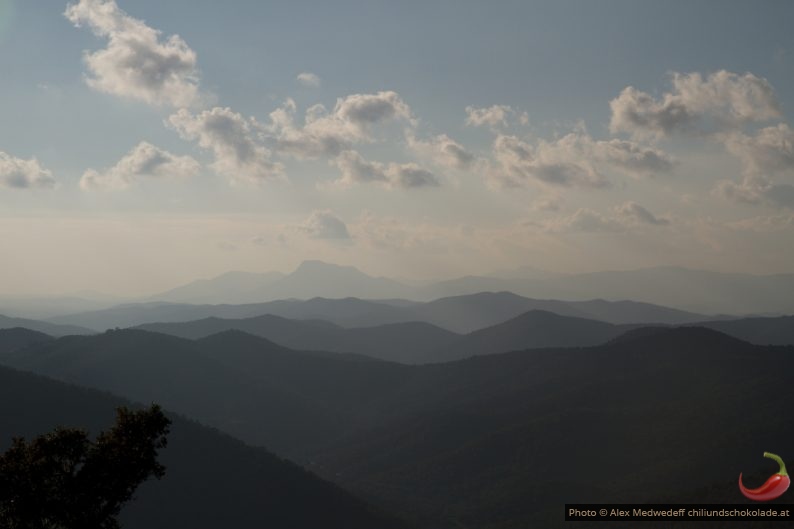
(137, 315, 459, 363)
(4, 326, 794, 528)
(690, 315, 794, 346)
(0, 365, 411, 529)
(0, 327, 54, 353)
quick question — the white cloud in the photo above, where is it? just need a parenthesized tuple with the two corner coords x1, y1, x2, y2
(266, 92, 415, 160)
(64, 0, 200, 107)
(613, 201, 670, 226)
(610, 70, 780, 138)
(299, 210, 351, 239)
(0, 152, 55, 189)
(724, 123, 794, 178)
(333, 150, 438, 189)
(388, 163, 438, 189)
(296, 72, 321, 87)
(79, 141, 200, 190)
(488, 134, 606, 189)
(716, 124, 794, 209)
(334, 91, 414, 133)
(168, 107, 284, 182)
(487, 129, 674, 189)
(590, 138, 675, 176)
(265, 99, 353, 159)
(465, 105, 513, 128)
(541, 202, 669, 233)
(406, 132, 475, 170)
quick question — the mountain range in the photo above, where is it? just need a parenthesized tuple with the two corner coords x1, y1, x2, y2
(47, 290, 716, 333)
(136, 309, 794, 364)
(3, 325, 794, 527)
(142, 261, 794, 315)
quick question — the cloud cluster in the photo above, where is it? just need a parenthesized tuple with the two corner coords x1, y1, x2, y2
(610, 70, 779, 138)
(465, 105, 513, 128)
(64, 0, 200, 107)
(542, 202, 670, 233)
(80, 141, 199, 190)
(299, 210, 350, 239)
(333, 150, 438, 189)
(0, 152, 55, 189)
(724, 123, 794, 178)
(168, 107, 283, 182)
(406, 132, 476, 170)
(488, 130, 673, 189)
(267, 92, 415, 160)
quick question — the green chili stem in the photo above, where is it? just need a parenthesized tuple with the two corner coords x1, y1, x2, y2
(764, 452, 788, 477)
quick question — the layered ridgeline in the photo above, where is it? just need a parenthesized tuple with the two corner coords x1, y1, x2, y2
(0, 315, 93, 336)
(49, 291, 714, 333)
(139, 261, 794, 314)
(3, 326, 794, 528)
(0, 363, 409, 528)
(135, 310, 794, 364)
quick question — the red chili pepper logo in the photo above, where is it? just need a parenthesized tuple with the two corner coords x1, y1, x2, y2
(739, 452, 790, 501)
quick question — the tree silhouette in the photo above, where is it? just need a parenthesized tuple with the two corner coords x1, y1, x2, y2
(0, 405, 170, 529)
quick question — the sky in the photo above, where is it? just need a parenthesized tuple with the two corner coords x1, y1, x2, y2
(1, 0, 794, 297)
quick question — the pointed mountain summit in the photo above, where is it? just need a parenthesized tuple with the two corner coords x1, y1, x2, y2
(257, 260, 409, 301)
(148, 261, 410, 304)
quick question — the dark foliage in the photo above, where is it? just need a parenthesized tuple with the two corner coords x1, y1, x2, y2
(0, 405, 170, 529)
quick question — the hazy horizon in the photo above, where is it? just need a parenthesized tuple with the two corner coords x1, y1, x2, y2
(2, 0, 794, 298)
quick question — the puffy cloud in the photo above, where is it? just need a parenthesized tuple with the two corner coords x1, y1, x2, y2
(465, 105, 513, 128)
(333, 150, 438, 189)
(717, 124, 794, 209)
(79, 141, 200, 190)
(265, 100, 353, 159)
(296, 72, 321, 87)
(334, 149, 387, 184)
(487, 129, 674, 189)
(334, 91, 413, 134)
(406, 132, 475, 170)
(0, 152, 55, 189)
(718, 178, 794, 210)
(541, 202, 669, 233)
(489, 134, 606, 189)
(299, 210, 351, 239)
(724, 123, 794, 178)
(388, 163, 438, 189)
(610, 70, 780, 138)
(266, 92, 414, 160)
(64, 0, 200, 107)
(168, 107, 284, 182)
(591, 139, 675, 176)
(613, 201, 670, 226)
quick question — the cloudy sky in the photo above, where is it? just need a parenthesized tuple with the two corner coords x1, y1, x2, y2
(1, 0, 793, 297)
